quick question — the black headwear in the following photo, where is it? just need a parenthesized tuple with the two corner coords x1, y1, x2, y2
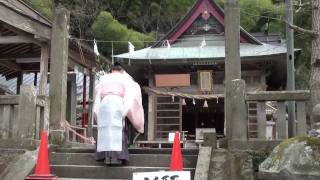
(112, 60, 123, 71)
(114, 61, 121, 66)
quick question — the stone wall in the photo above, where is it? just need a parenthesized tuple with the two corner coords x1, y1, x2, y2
(208, 149, 254, 180)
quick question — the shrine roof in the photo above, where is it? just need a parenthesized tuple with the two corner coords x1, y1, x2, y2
(114, 41, 287, 60)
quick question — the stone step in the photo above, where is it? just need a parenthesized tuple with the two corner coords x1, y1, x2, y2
(51, 165, 195, 179)
(59, 178, 125, 180)
(55, 148, 199, 155)
(51, 153, 197, 168)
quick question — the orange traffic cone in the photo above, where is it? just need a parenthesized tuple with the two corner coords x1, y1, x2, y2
(25, 131, 58, 180)
(170, 131, 183, 171)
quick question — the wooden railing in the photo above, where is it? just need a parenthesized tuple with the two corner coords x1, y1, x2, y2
(35, 95, 50, 140)
(245, 90, 310, 139)
(0, 95, 19, 139)
(0, 85, 49, 140)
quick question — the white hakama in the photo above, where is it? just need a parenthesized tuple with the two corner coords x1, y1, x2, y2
(97, 95, 124, 152)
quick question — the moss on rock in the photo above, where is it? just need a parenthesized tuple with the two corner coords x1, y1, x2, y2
(259, 136, 320, 176)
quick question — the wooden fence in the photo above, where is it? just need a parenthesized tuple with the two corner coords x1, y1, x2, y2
(245, 90, 310, 139)
(0, 85, 49, 140)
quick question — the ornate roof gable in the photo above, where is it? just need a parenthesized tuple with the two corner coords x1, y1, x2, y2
(153, 0, 262, 47)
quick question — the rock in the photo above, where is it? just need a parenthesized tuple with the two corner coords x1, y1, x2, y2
(309, 129, 320, 138)
(259, 137, 320, 179)
(0, 150, 37, 180)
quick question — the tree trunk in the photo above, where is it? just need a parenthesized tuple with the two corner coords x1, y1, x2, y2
(310, 0, 320, 129)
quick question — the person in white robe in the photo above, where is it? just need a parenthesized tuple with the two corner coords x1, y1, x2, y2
(94, 62, 144, 165)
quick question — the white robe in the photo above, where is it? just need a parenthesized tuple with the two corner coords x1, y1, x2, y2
(97, 95, 124, 152)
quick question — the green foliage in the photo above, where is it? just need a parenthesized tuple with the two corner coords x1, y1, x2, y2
(159, 0, 194, 32)
(92, 11, 155, 56)
(293, 0, 312, 89)
(216, 0, 285, 33)
(26, 0, 54, 19)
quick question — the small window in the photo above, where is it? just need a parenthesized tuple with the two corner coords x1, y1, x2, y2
(198, 70, 213, 91)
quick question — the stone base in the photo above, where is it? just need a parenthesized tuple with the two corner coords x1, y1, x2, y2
(228, 140, 282, 151)
(49, 129, 65, 145)
(230, 151, 253, 180)
(259, 170, 320, 180)
(0, 139, 39, 150)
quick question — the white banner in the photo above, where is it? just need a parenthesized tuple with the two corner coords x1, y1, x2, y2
(133, 171, 190, 180)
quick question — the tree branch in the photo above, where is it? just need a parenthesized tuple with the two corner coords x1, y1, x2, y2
(285, 20, 319, 37)
(294, 2, 311, 8)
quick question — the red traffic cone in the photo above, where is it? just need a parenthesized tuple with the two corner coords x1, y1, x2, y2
(25, 131, 58, 180)
(170, 131, 183, 171)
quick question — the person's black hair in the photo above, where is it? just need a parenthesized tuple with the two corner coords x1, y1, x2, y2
(112, 61, 123, 71)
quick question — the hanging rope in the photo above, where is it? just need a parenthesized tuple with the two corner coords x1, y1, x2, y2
(143, 87, 223, 100)
(77, 40, 86, 65)
(61, 120, 96, 144)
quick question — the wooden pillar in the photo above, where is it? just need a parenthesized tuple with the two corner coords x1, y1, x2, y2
(33, 72, 37, 86)
(310, 0, 320, 129)
(17, 85, 37, 139)
(276, 102, 287, 139)
(82, 74, 87, 128)
(49, 6, 70, 145)
(285, 0, 296, 138)
(224, 0, 241, 138)
(66, 73, 77, 126)
(16, 72, 23, 94)
(230, 79, 247, 140)
(257, 102, 267, 139)
(147, 77, 154, 140)
(39, 43, 49, 95)
(87, 69, 95, 137)
(296, 101, 307, 136)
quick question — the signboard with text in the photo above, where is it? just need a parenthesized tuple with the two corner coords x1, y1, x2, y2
(133, 171, 190, 180)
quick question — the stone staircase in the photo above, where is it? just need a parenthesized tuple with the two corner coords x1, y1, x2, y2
(50, 148, 198, 180)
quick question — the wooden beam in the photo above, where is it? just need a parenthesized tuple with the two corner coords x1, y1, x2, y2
(68, 58, 86, 73)
(0, 35, 40, 44)
(0, 53, 40, 60)
(68, 49, 95, 68)
(16, 71, 23, 94)
(0, 95, 19, 105)
(0, 2, 51, 39)
(0, 23, 3, 36)
(246, 90, 310, 101)
(1, 23, 44, 45)
(0, 60, 21, 71)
